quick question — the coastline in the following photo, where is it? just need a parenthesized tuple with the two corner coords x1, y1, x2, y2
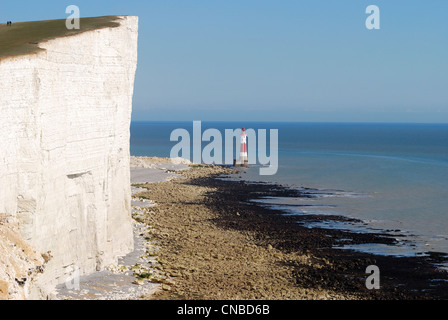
(54, 156, 448, 300)
(132, 159, 448, 300)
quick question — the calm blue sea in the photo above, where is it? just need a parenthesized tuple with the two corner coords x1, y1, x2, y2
(131, 121, 448, 260)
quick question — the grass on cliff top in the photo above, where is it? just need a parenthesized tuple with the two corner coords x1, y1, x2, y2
(0, 16, 121, 59)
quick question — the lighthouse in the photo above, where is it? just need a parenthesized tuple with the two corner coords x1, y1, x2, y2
(234, 128, 249, 167)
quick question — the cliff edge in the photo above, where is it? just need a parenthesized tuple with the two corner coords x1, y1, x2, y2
(0, 16, 138, 299)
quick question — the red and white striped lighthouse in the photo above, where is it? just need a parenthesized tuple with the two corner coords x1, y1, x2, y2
(235, 127, 249, 167)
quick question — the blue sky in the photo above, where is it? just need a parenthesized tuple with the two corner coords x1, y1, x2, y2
(1, 1, 447, 122)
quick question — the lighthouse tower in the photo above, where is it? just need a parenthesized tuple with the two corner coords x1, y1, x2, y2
(235, 128, 249, 167)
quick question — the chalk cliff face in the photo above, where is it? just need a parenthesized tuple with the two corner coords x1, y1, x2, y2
(0, 16, 138, 298)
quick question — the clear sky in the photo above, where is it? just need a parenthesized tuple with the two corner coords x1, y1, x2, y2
(1, 1, 447, 122)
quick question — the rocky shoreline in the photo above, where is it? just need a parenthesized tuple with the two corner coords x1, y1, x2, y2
(53, 158, 448, 300)
(133, 163, 448, 300)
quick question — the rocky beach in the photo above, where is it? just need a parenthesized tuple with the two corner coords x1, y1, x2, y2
(51, 156, 448, 300)
(125, 157, 448, 300)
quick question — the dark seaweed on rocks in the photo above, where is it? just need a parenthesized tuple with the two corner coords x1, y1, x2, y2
(191, 170, 448, 300)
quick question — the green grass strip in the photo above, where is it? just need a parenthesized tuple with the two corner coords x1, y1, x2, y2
(0, 16, 121, 59)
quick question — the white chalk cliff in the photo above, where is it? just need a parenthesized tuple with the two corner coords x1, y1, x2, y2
(0, 16, 138, 299)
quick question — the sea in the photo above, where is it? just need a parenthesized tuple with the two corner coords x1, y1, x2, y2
(131, 121, 448, 263)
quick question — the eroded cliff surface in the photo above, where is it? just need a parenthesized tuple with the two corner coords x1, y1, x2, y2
(0, 16, 138, 299)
